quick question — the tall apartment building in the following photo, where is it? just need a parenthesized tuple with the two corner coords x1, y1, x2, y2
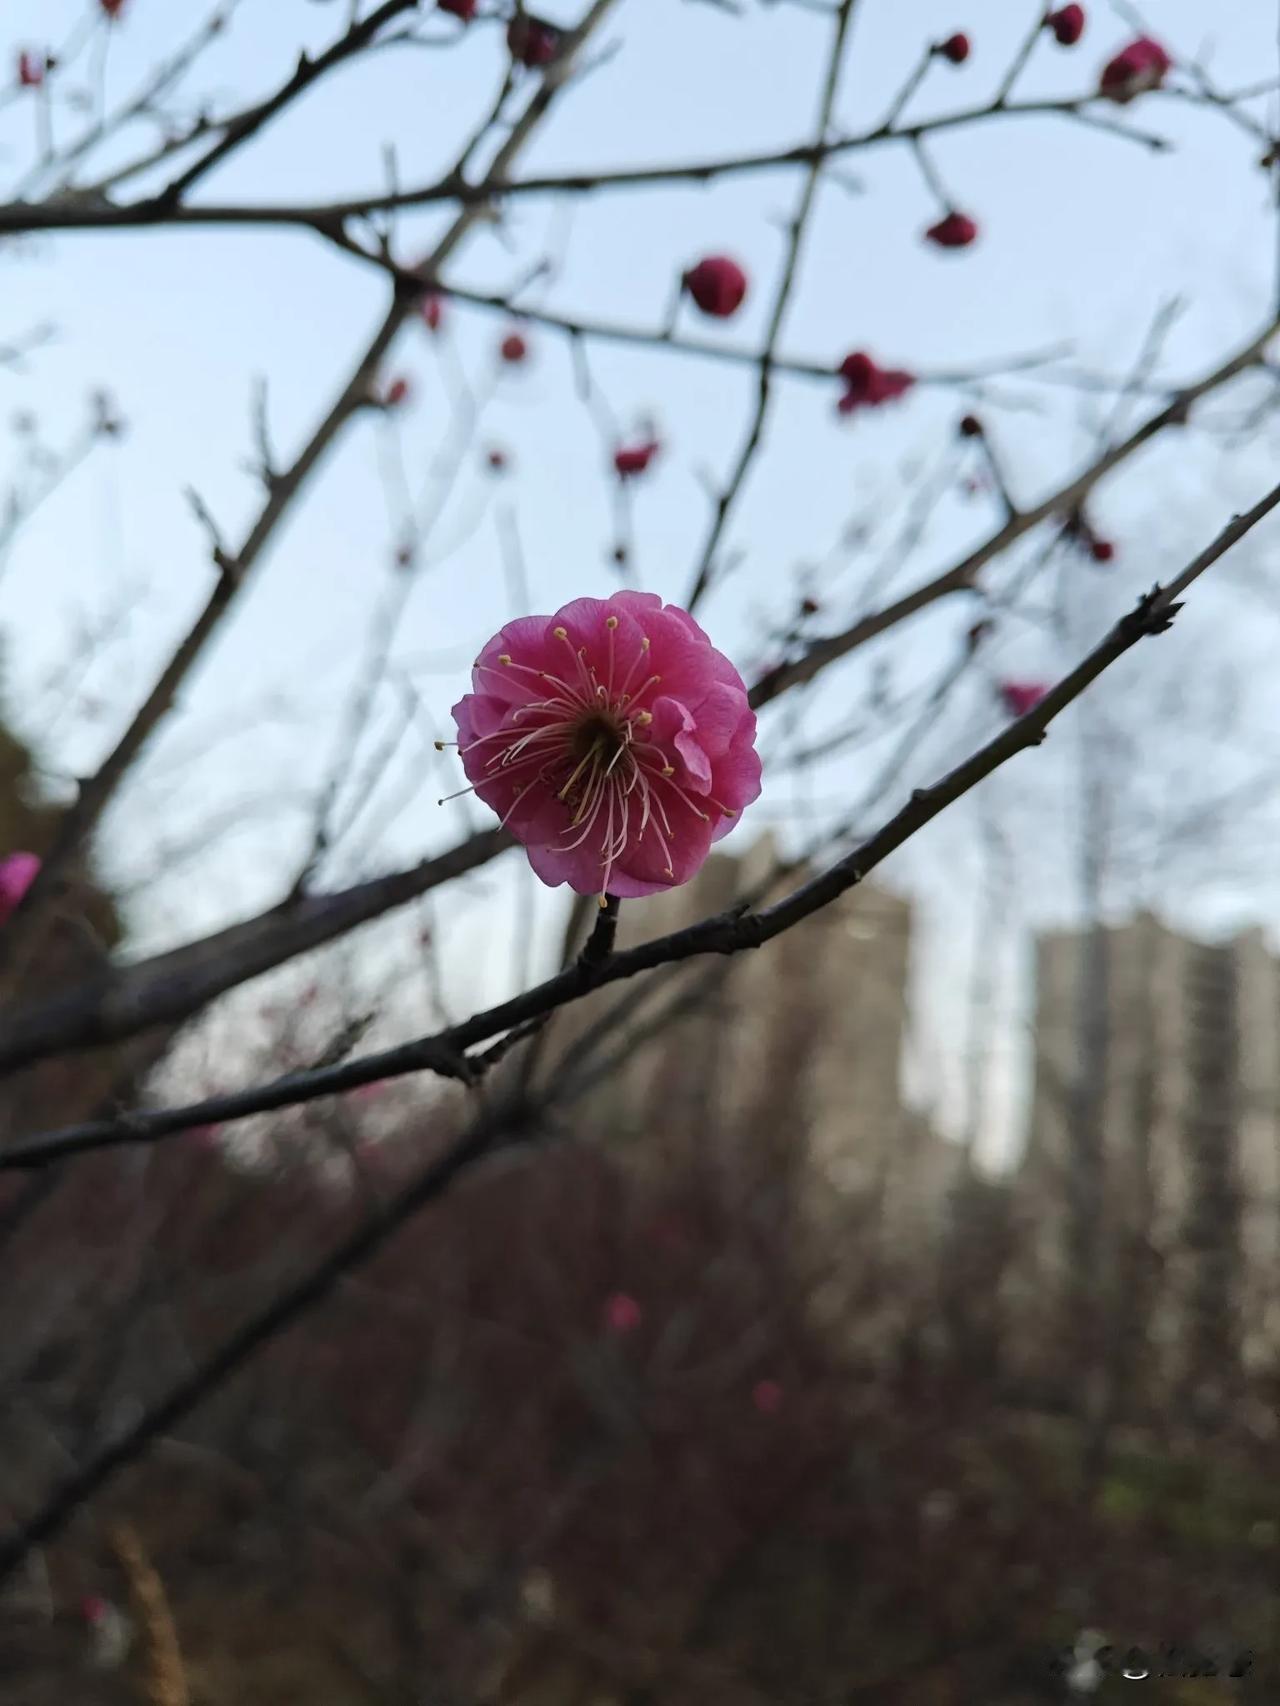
(546, 835, 959, 1319)
(1012, 910, 1280, 1411)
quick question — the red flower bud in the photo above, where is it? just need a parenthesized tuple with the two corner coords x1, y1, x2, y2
(925, 211, 979, 249)
(800, 595, 820, 616)
(604, 1292, 642, 1335)
(486, 446, 509, 472)
(17, 50, 45, 88)
(958, 413, 983, 437)
(682, 254, 748, 319)
(420, 292, 445, 333)
(1045, 4, 1085, 46)
(507, 14, 561, 67)
(613, 439, 660, 480)
(752, 1379, 784, 1415)
(1090, 537, 1115, 563)
(835, 350, 916, 413)
(100, 0, 126, 17)
(999, 680, 1049, 718)
(1099, 36, 1170, 103)
(500, 329, 528, 364)
(384, 376, 411, 407)
(438, 0, 477, 18)
(938, 32, 971, 64)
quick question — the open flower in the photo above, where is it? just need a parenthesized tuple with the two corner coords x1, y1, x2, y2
(1100, 36, 1170, 102)
(0, 851, 39, 925)
(836, 350, 916, 413)
(998, 679, 1048, 718)
(446, 592, 761, 897)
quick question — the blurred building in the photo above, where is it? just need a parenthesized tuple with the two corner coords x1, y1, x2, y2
(1011, 910, 1280, 1415)
(548, 834, 960, 1323)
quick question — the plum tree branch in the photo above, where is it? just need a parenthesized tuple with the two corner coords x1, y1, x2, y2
(0, 315, 1270, 1081)
(0, 474, 1274, 1586)
(0, 0, 622, 996)
(7, 470, 1278, 1176)
(0, 95, 1173, 241)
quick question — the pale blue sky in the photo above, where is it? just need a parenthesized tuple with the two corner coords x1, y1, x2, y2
(4, 0, 1280, 1159)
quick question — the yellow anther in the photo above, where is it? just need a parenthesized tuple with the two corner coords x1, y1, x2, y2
(499, 653, 512, 665)
(606, 615, 619, 629)
(553, 626, 568, 639)
(641, 636, 650, 650)
(661, 765, 675, 776)
(636, 711, 653, 726)
(434, 740, 446, 751)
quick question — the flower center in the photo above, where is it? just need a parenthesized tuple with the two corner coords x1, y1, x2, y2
(569, 710, 624, 763)
(559, 710, 627, 814)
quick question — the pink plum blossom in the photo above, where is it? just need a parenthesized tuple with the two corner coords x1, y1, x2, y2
(447, 591, 761, 898)
(0, 851, 39, 925)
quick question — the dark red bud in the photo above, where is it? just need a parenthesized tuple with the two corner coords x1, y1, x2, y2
(507, 14, 561, 67)
(1045, 5, 1085, 47)
(925, 211, 979, 249)
(683, 254, 748, 319)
